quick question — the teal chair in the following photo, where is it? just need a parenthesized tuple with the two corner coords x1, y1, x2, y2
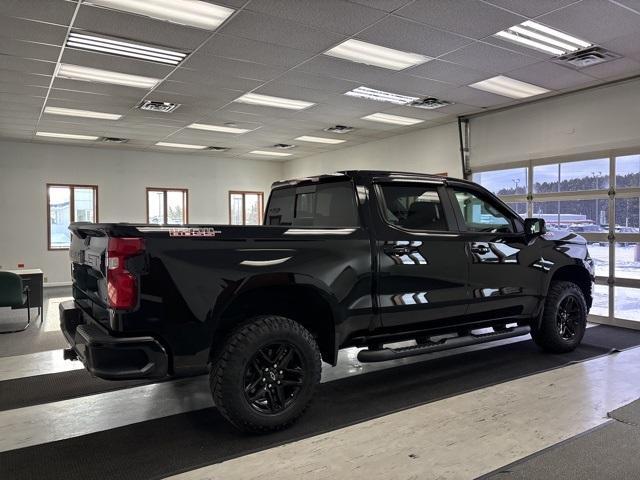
(0, 271, 31, 334)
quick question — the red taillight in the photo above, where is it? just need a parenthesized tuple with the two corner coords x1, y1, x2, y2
(107, 237, 145, 310)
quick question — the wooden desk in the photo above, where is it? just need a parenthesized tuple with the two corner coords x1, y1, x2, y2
(3, 269, 43, 317)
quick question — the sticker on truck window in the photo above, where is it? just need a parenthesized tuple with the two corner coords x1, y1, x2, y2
(169, 227, 222, 237)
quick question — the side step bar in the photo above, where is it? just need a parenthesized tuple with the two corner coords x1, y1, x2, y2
(357, 326, 531, 363)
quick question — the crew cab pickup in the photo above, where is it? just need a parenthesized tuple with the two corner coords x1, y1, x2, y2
(61, 170, 594, 432)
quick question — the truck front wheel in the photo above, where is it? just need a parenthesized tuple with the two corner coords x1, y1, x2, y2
(531, 280, 588, 353)
(210, 315, 321, 433)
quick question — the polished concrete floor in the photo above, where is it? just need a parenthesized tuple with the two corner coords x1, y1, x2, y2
(1, 287, 639, 479)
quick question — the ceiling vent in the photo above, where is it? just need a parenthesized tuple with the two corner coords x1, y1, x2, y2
(273, 143, 296, 149)
(208, 146, 230, 152)
(324, 125, 354, 134)
(137, 100, 180, 113)
(553, 47, 620, 69)
(409, 97, 453, 110)
(102, 137, 128, 144)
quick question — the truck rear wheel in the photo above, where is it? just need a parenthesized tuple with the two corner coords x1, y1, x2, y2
(210, 315, 321, 433)
(531, 281, 587, 353)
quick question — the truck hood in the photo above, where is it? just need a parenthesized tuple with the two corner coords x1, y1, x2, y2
(542, 230, 587, 245)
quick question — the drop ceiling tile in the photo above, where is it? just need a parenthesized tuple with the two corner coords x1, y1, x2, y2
(320, 94, 394, 113)
(74, 4, 210, 50)
(246, 0, 387, 36)
(0, 38, 61, 61)
(60, 49, 174, 79)
(158, 80, 243, 103)
(348, 0, 414, 11)
(579, 57, 640, 79)
(396, 0, 525, 39)
(0, 55, 56, 75)
(439, 42, 540, 73)
(47, 90, 137, 108)
(0, 82, 48, 96)
(481, 0, 579, 17)
(610, 0, 640, 11)
(370, 73, 453, 96)
(44, 98, 130, 115)
(537, 0, 640, 44)
(380, 105, 449, 120)
(0, 93, 45, 106)
(254, 83, 332, 104)
(296, 56, 394, 84)
(179, 55, 287, 81)
(432, 102, 483, 115)
(601, 31, 640, 62)
(50, 78, 145, 102)
(166, 70, 260, 92)
(437, 85, 514, 107)
(506, 61, 594, 90)
(218, 103, 302, 120)
(220, 10, 346, 53)
(357, 16, 473, 57)
(405, 60, 490, 86)
(0, 15, 68, 45)
(0, 69, 51, 86)
(198, 34, 314, 68)
(276, 71, 361, 94)
(0, 0, 77, 26)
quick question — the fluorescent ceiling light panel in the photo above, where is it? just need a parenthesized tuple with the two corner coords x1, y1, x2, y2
(66, 32, 187, 65)
(361, 113, 424, 126)
(295, 136, 346, 144)
(494, 21, 592, 56)
(36, 131, 99, 140)
(250, 150, 292, 157)
(188, 123, 251, 134)
(344, 86, 418, 105)
(324, 39, 430, 71)
(234, 93, 315, 110)
(156, 141, 208, 149)
(44, 106, 122, 120)
(56, 64, 160, 89)
(469, 75, 550, 99)
(85, 0, 235, 30)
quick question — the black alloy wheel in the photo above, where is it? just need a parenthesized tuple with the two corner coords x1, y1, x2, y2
(243, 342, 305, 415)
(557, 295, 580, 340)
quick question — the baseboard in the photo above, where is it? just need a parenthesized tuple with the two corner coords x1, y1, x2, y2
(44, 282, 72, 288)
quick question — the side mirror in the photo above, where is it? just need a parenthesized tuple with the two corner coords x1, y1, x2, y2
(524, 218, 546, 235)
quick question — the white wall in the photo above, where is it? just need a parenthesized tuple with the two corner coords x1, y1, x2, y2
(283, 122, 462, 179)
(0, 140, 284, 284)
(469, 77, 640, 168)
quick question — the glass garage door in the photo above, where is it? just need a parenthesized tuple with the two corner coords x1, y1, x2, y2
(472, 153, 640, 327)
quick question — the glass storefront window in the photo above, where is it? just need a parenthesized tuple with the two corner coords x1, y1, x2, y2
(614, 287, 640, 321)
(473, 167, 528, 195)
(590, 284, 609, 318)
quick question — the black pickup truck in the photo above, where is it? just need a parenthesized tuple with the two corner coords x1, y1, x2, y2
(61, 170, 594, 432)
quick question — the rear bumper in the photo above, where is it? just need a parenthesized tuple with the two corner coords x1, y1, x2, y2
(59, 300, 168, 380)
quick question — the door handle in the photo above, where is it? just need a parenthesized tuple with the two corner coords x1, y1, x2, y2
(384, 245, 413, 255)
(470, 244, 490, 255)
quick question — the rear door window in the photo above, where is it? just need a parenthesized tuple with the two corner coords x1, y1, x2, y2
(378, 184, 449, 231)
(266, 181, 359, 227)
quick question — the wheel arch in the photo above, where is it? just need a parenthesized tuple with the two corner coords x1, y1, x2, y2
(209, 274, 341, 366)
(547, 264, 593, 309)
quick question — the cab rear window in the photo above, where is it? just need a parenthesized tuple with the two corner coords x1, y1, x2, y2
(266, 181, 359, 227)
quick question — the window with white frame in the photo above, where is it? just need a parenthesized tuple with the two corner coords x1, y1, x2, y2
(473, 153, 640, 325)
(47, 184, 98, 250)
(229, 191, 264, 225)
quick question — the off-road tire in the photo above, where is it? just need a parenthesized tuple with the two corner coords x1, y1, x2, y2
(531, 280, 587, 353)
(210, 315, 321, 433)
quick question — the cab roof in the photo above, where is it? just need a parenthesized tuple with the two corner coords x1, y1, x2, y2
(271, 170, 471, 189)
